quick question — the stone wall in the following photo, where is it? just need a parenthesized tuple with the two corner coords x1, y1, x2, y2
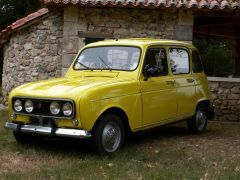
(1, 7, 194, 104)
(209, 78, 240, 121)
(62, 7, 193, 75)
(2, 12, 63, 104)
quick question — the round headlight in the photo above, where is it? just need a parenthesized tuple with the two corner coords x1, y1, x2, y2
(25, 100, 34, 113)
(14, 99, 23, 112)
(62, 103, 73, 117)
(50, 101, 60, 115)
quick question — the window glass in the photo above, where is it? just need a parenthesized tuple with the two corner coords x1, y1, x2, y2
(74, 46, 141, 71)
(144, 48, 168, 76)
(169, 48, 189, 74)
(192, 51, 203, 73)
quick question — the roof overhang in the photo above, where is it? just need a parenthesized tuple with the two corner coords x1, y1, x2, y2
(0, 8, 56, 47)
(42, 0, 240, 11)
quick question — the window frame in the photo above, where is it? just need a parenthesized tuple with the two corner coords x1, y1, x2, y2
(168, 47, 190, 75)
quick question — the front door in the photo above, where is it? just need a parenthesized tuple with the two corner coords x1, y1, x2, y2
(169, 47, 196, 116)
(141, 47, 177, 126)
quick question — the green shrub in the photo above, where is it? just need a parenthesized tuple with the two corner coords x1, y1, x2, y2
(193, 39, 234, 77)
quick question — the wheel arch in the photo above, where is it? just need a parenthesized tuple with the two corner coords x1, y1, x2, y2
(92, 107, 132, 135)
(195, 99, 213, 119)
(196, 100, 210, 109)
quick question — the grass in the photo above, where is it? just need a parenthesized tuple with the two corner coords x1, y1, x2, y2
(0, 110, 240, 179)
(0, 86, 2, 104)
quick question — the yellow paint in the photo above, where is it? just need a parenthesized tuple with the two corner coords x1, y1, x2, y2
(8, 38, 211, 132)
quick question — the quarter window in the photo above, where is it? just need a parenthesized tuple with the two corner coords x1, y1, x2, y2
(192, 51, 203, 73)
(169, 48, 189, 75)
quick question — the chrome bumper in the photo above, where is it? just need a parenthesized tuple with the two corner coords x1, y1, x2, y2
(4, 122, 91, 139)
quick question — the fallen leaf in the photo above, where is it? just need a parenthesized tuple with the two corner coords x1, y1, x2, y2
(146, 163, 154, 168)
(234, 166, 240, 172)
(107, 163, 113, 167)
(212, 162, 217, 166)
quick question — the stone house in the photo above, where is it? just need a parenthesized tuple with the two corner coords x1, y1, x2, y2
(0, 0, 240, 121)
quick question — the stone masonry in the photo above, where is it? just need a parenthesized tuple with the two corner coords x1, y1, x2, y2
(209, 80, 240, 121)
(2, 12, 63, 104)
(62, 7, 193, 75)
(1, 7, 193, 104)
(1, 6, 240, 122)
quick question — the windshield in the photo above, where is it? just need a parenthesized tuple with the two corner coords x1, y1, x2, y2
(73, 46, 141, 71)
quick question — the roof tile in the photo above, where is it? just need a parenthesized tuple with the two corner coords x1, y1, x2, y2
(0, 8, 49, 45)
(42, 0, 240, 10)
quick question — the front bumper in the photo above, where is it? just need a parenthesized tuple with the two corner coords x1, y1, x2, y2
(5, 122, 91, 139)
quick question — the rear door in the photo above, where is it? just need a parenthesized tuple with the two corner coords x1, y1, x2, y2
(169, 47, 196, 117)
(191, 50, 210, 101)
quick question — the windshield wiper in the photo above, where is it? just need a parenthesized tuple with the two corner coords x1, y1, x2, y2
(78, 62, 91, 70)
(98, 56, 111, 70)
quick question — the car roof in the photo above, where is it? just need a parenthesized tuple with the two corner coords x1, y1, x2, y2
(85, 38, 196, 49)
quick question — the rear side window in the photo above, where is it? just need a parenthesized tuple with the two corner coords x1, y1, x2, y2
(169, 48, 189, 75)
(192, 51, 203, 73)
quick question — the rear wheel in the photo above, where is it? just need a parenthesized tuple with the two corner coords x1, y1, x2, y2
(91, 114, 125, 154)
(187, 105, 208, 134)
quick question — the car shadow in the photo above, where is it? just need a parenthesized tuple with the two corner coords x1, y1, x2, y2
(21, 121, 219, 156)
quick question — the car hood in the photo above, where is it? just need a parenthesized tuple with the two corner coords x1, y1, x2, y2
(11, 76, 134, 100)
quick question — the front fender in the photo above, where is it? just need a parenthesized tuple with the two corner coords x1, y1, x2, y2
(79, 81, 142, 132)
(80, 94, 142, 132)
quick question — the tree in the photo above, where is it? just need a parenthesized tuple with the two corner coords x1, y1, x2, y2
(0, 0, 42, 31)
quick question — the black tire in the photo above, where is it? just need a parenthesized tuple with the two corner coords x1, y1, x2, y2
(91, 114, 125, 154)
(13, 131, 34, 144)
(187, 104, 208, 134)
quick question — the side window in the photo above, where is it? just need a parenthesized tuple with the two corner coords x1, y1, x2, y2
(144, 48, 168, 76)
(169, 48, 189, 75)
(192, 51, 203, 73)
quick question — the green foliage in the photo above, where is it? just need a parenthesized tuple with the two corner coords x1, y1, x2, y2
(193, 39, 235, 77)
(0, 0, 42, 31)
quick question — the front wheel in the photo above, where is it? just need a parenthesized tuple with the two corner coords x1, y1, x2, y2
(187, 105, 208, 134)
(91, 114, 125, 154)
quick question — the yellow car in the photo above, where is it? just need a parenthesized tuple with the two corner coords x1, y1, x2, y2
(5, 38, 214, 154)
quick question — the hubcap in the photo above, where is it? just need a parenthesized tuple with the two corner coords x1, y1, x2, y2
(196, 108, 207, 131)
(102, 122, 121, 152)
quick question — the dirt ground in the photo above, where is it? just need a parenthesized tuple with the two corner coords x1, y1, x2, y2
(0, 110, 240, 179)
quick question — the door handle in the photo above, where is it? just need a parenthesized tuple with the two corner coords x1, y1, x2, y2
(166, 80, 175, 85)
(186, 78, 195, 83)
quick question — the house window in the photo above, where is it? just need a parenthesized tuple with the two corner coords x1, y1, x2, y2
(193, 39, 235, 77)
(84, 37, 104, 45)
